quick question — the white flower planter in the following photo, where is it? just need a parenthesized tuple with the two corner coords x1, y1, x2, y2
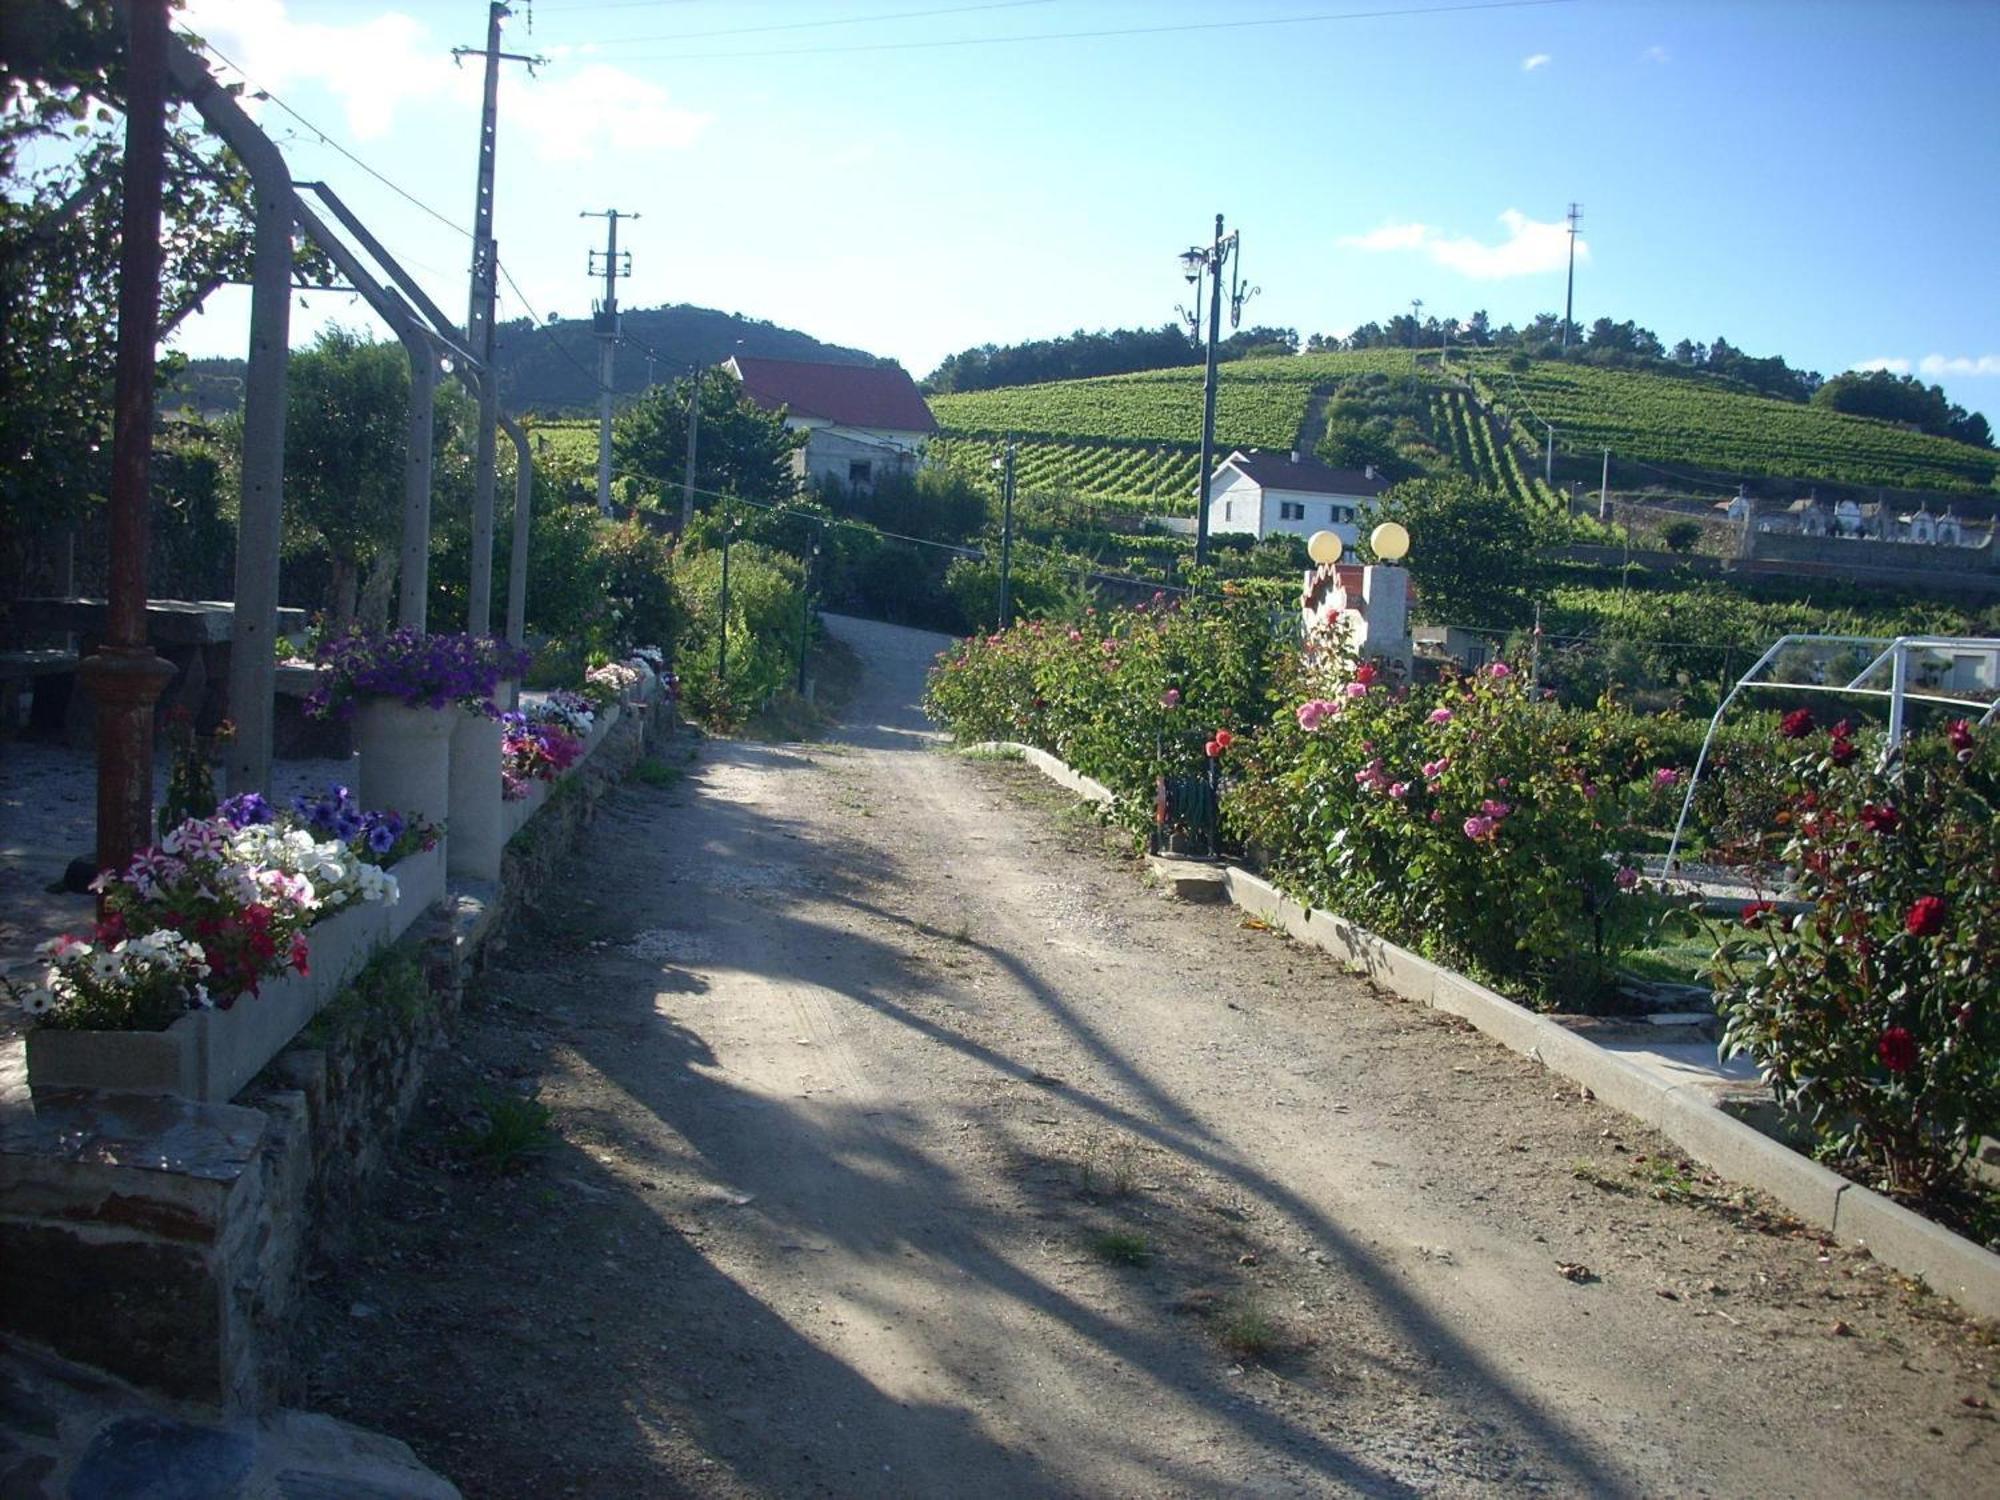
(501, 777, 551, 842)
(448, 697, 507, 882)
(354, 699, 455, 836)
(23, 847, 441, 1104)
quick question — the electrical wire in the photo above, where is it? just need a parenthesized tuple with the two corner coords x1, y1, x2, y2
(560, 0, 1058, 47)
(608, 0, 1577, 62)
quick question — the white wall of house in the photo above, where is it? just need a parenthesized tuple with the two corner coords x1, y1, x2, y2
(1206, 473, 1376, 545)
(782, 417, 927, 490)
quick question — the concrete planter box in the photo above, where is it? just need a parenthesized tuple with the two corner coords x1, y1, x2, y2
(354, 699, 454, 833)
(501, 777, 551, 842)
(22, 847, 440, 1105)
(448, 700, 506, 882)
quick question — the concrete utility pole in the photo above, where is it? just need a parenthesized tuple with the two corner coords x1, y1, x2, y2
(992, 442, 1017, 627)
(583, 207, 636, 516)
(454, 2, 542, 635)
(81, 0, 175, 873)
(1599, 446, 1611, 521)
(1410, 297, 1424, 369)
(681, 363, 701, 535)
(1179, 213, 1256, 571)
(1561, 203, 1582, 350)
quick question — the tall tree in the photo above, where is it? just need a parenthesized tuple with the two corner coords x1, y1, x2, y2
(612, 372, 802, 509)
(1374, 475, 1536, 628)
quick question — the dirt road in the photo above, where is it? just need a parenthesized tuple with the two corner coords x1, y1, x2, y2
(305, 614, 1997, 1498)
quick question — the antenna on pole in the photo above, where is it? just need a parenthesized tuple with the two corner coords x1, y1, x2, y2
(1562, 202, 1582, 350)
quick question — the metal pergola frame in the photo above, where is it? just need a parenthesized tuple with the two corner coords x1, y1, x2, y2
(1664, 633, 2000, 871)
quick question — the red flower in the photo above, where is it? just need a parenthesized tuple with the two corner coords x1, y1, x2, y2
(1876, 1027, 1917, 1075)
(1830, 718, 1856, 739)
(1353, 663, 1378, 686)
(1859, 803, 1899, 834)
(290, 936, 310, 976)
(1204, 740, 1220, 758)
(1829, 736, 1857, 767)
(1740, 901, 1776, 929)
(1904, 896, 1948, 937)
(1213, 729, 1234, 749)
(1780, 709, 1815, 739)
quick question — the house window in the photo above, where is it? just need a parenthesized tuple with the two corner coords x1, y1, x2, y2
(848, 460, 873, 489)
(1279, 501, 1306, 521)
(1330, 504, 1353, 524)
(1223, 500, 1235, 521)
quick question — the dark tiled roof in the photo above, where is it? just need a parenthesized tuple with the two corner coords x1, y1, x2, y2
(1216, 449, 1389, 497)
(728, 356, 938, 434)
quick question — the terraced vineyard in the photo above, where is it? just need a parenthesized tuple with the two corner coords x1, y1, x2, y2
(1470, 359, 1999, 493)
(931, 435, 1201, 514)
(526, 419, 600, 469)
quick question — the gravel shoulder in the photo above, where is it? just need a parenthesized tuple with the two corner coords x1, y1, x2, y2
(301, 614, 1998, 1499)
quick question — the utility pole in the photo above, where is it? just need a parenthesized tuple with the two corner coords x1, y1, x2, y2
(681, 363, 701, 535)
(1178, 213, 1256, 571)
(718, 508, 735, 688)
(582, 207, 636, 516)
(454, 2, 543, 636)
(1561, 202, 1582, 350)
(1545, 423, 1555, 485)
(1410, 297, 1424, 370)
(796, 525, 820, 696)
(1599, 446, 1610, 521)
(992, 441, 1017, 627)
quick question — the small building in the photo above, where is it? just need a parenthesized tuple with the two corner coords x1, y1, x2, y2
(1205, 449, 1389, 547)
(725, 355, 937, 493)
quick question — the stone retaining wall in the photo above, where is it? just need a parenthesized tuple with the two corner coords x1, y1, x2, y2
(0, 689, 675, 1412)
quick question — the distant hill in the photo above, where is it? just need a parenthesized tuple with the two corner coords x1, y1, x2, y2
(927, 350, 2000, 517)
(162, 304, 891, 419)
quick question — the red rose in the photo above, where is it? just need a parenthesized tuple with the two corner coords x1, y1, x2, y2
(1859, 803, 1899, 834)
(1354, 663, 1378, 686)
(1876, 1026, 1917, 1075)
(1904, 896, 1948, 937)
(1204, 740, 1220, 758)
(290, 936, 310, 976)
(1780, 708, 1815, 739)
(1740, 901, 1776, 929)
(1829, 737, 1857, 766)
(1214, 729, 1234, 749)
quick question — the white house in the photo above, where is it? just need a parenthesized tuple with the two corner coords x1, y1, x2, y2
(725, 355, 938, 492)
(1205, 449, 1390, 547)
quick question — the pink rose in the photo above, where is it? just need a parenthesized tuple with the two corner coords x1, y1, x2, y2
(1481, 799, 1510, 819)
(1488, 662, 1512, 679)
(1345, 681, 1370, 698)
(1615, 866, 1639, 891)
(1388, 782, 1410, 800)
(1463, 815, 1495, 841)
(1427, 707, 1453, 725)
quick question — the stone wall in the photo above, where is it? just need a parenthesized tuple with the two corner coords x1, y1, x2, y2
(0, 689, 675, 1413)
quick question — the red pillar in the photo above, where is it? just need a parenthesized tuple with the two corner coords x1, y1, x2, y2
(77, 0, 176, 876)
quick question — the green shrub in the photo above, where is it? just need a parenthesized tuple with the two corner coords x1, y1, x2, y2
(1711, 716, 1998, 1210)
(673, 538, 803, 725)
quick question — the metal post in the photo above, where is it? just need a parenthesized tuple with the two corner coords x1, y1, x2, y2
(718, 511, 733, 688)
(681, 364, 701, 534)
(80, 0, 176, 871)
(1194, 213, 1225, 570)
(999, 442, 1016, 627)
(501, 414, 533, 650)
(1529, 600, 1542, 694)
(1544, 423, 1554, 485)
(396, 341, 436, 630)
(1887, 641, 1909, 752)
(1562, 202, 1581, 350)
(796, 531, 818, 696)
(1598, 446, 1609, 522)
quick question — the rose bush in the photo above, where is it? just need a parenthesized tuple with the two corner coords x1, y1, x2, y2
(1229, 660, 1675, 1007)
(1711, 716, 1998, 1211)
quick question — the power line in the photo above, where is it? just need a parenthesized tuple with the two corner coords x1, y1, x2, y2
(187, 36, 474, 243)
(564, 0, 1057, 46)
(608, 0, 1578, 63)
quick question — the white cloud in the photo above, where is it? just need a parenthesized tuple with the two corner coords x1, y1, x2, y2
(1522, 53, 1551, 71)
(1338, 209, 1585, 281)
(1920, 354, 2000, 378)
(1644, 44, 1671, 64)
(181, 0, 707, 160)
(1852, 355, 2000, 379)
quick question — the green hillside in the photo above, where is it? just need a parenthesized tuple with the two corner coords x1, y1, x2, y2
(925, 349, 1999, 515)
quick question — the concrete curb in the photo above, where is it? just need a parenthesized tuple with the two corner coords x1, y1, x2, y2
(987, 739, 2000, 1322)
(963, 742, 1114, 806)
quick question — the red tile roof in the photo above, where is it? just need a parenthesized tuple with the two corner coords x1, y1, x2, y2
(727, 356, 938, 435)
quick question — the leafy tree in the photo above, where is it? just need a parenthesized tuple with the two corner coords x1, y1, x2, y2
(1373, 475, 1535, 627)
(1659, 518, 1704, 555)
(612, 373, 801, 510)
(281, 328, 412, 623)
(0, 0, 329, 539)
(1812, 369, 1993, 449)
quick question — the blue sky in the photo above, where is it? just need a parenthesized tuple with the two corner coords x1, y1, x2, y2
(171, 0, 2000, 423)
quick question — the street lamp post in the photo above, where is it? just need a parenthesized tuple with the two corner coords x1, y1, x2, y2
(1178, 214, 1256, 572)
(991, 442, 1017, 628)
(718, 508, 736, 688)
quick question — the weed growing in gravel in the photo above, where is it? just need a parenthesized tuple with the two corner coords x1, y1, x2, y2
(1076, 1130, 1143, 1196)
(1091, 1231, 1152, 1266)
(634, 757, 682, 789)
(960, 746, 1025, 762)
(457, 1089, 555, 1173)
(1215, 1298, 1281, 1361)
